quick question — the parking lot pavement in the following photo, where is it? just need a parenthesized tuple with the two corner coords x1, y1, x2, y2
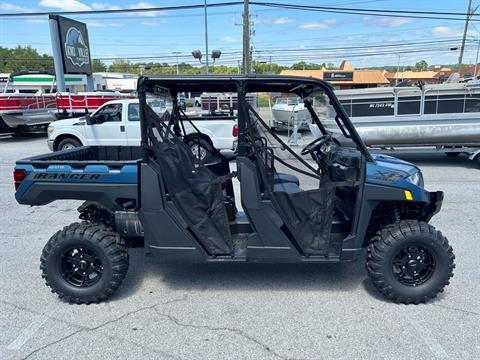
(1, 134, 479, 360)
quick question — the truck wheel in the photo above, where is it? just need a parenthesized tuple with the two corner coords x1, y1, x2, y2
(40, 222, 129, 304)
(187, 137, 213, 163)
(57, 137, 82, 151)
(367, 220, 454, 304)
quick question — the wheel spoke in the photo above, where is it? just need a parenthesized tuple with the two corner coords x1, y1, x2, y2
(60, 245, 103, 288)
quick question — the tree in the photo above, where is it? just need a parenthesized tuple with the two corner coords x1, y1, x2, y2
(0, 46, 53, 73)
(415, 60, 428, 71)
(291, 61, 322, 70)
(108, 59, 131, 72)
(91, 59, 106, 72)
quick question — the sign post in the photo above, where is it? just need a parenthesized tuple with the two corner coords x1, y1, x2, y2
(48, 15, 94, 92)
(49, 17, 66, 92)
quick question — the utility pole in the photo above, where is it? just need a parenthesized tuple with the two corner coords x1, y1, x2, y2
(459, 0, 473, 67)
(242, 0, 250, 74)
(173, 52, 180, 74)
(204, 0, 209, 75)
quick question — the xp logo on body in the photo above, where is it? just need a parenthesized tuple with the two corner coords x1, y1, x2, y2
(64, 27, 90, 67)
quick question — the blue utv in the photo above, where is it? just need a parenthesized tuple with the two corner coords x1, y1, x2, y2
(14, 76, 454, 304)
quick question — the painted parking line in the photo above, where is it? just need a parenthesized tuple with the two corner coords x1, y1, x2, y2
(7, 311, 52, 350)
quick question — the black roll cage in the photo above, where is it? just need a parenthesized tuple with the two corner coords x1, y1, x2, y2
(137, 75, 373, 162)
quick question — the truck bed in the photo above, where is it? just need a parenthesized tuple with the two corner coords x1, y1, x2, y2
(15, 146, 141, 210)
(20, 145, 143, 165)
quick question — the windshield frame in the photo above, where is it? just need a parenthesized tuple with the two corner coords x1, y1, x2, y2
(301, 84, 373, 162)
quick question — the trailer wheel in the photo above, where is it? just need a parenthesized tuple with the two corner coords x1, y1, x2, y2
(57, 137, 82, 151)
(40, 222, 129, 304)
(367, 220, 454, 304)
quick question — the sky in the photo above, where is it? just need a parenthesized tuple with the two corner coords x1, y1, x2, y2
(0, 0, 479, 69)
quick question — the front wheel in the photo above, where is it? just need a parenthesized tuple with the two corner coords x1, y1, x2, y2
(367, 220, 454, 304)
(57, 137, 82, 151)
(40, 222, 129, 304)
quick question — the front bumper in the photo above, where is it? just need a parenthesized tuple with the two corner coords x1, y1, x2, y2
(419, 191, 444, 222)
(428, 191, 444, 218)
(47, 140, 54, 151)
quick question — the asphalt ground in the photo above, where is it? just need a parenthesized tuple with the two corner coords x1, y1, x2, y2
(1, 133, 479, 359)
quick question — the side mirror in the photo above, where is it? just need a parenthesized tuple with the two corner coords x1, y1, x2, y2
(85, 114, 93, 125)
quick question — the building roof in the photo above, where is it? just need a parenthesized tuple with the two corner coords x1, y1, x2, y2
(385, 69, 453, 80)
(279, 69, 390, 85)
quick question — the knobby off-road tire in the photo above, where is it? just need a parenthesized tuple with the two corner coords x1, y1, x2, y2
(367, 220, 454, 304)
(40, 222, 129, 304)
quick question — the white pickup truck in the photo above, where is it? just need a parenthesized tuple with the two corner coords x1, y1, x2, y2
(47, 99, 238, 161)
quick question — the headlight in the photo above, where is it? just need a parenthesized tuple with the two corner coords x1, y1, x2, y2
(47, 126, 54, 134)
(406, 171, 423, 186)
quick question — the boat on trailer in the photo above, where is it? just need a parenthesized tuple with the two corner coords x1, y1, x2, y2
(0, 72, 133, 134)
(271, 96, 310, 129)
(309, 82, 480, 166)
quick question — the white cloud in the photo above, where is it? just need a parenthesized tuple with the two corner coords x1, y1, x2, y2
(297, 19, 336, 30)
(0, 2, 29, 11)
(431, 26, 463, 37)
(255, 17, 296, 25)
(128, 2, 164, 17)
(273, 17, 295, 25)
(363, 16, 413, 28)
(220, 36, 239, 43)
(25, 18, 48, 23)
(86, 20, 125, 27)
(91, 2, 121, 10)
(38, 0, 91, 11)
(141, 20, 165, 27)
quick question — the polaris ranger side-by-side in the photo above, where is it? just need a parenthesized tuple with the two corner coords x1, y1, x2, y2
(14, 76, 454, 304)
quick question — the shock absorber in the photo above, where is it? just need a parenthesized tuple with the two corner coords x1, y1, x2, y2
(386, 202, 401, 223)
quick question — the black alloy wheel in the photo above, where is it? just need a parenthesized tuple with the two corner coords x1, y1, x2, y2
(41, 222, 129, 304)
(392, 245, 436, 287)
(367, 220, 454, 304)
(60, 246, 104, 287)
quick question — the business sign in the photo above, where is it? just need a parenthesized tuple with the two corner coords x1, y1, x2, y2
(49, 15, 92, 75)
(323, 71, 354, 81)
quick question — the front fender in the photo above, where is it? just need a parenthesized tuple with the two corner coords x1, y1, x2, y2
(52, 128, 88, 146)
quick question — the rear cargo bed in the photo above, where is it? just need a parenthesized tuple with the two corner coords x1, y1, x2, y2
(15, 146, 141, 209)
(19, 146, 143, 165)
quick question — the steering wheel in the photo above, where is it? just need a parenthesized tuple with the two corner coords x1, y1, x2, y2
(301, 134, 332, 155)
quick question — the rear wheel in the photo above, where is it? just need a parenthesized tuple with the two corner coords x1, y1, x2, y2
(40, 222, 129, 304)
(367, 220, 454, 304)
(57, 137, 82, 151)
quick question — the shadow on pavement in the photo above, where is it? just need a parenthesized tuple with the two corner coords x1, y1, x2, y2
(0, 132, 47, 143)
(113, 248, 369, 300)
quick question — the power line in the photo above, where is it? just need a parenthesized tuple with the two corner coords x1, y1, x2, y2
(0, 0, 476, 22)
(0, 2, 244, 17)
(249, 2, 480, 22)
(252, 2, 480, 17)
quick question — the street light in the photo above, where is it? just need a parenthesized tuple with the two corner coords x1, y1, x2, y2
(191, 50, 222, 74)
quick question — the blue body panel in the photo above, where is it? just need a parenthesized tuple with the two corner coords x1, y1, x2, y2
(15, 163, 138, 203)
(14, 150, 428, 205)
(365, 153, 427, 201)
